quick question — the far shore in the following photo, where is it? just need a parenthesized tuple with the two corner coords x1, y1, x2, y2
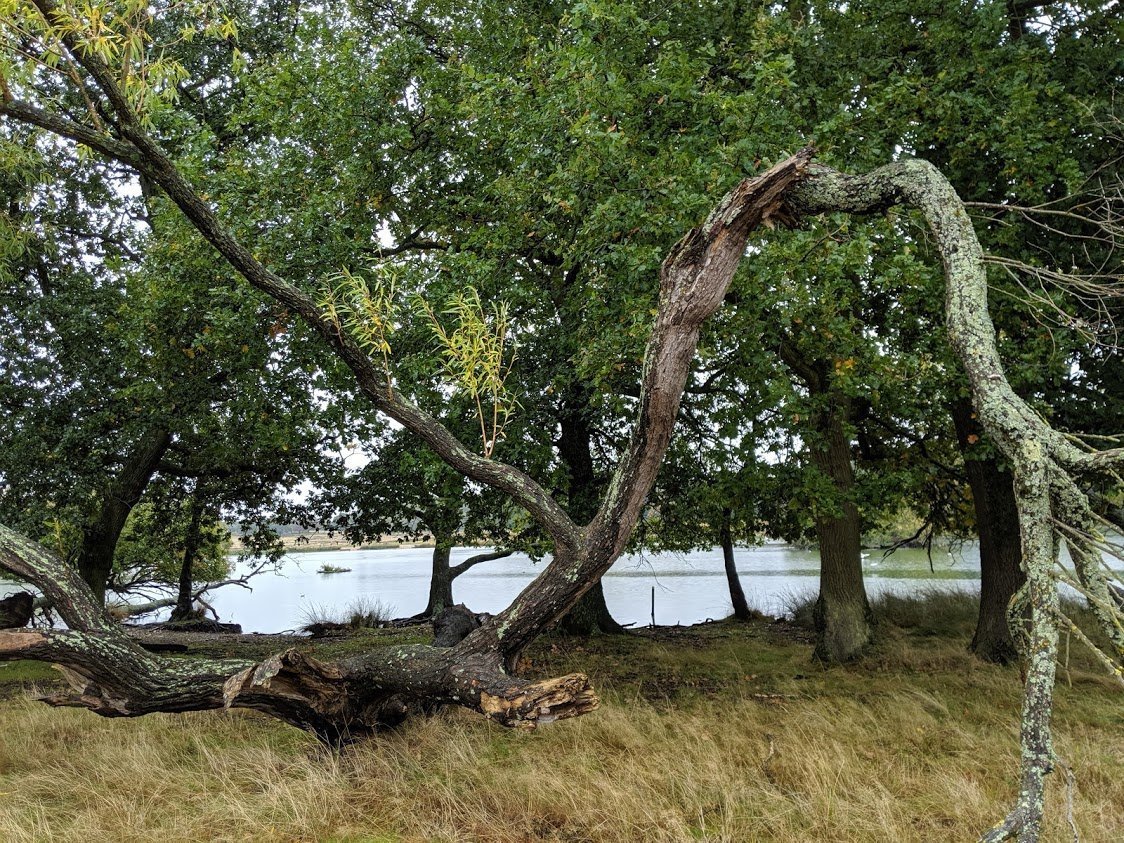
(229, 533, 443, 554)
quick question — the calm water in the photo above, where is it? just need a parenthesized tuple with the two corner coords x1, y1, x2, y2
(204, 542, 991, 633)
(4, 541, 1121, 632)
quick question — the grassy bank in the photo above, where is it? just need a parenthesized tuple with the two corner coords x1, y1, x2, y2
(1, 593, 1121, 842)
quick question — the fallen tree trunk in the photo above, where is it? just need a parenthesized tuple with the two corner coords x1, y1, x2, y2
(0, 524, 597, 741)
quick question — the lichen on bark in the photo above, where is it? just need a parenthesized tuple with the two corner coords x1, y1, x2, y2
(788, 159, 1122, 842)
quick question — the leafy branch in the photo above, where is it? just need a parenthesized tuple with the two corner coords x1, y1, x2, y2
(415, 287, 518, 458)
(317, 265, 400, 387)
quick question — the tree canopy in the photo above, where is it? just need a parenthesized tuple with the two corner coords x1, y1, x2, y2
(0, 2, 1121, 840)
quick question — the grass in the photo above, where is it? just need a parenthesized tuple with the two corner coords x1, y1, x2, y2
(300, 597, 396, 633)
(0, 595, 1121, 842)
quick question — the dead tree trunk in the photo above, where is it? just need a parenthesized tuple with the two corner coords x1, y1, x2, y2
(0, 93, 814, 737)
(951, 399, 1026, 664)
(0, 523, 597, 740)
(786, 161, 1124, 842)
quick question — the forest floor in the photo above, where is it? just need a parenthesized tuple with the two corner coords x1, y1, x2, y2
(0, 590, 1121, 842)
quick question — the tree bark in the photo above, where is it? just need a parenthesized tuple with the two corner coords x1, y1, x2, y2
(424, 540, 454, 618)
(809, 400, 872, 663)
(171, 487, 207, 621)
(951, 399, 1026, 664)
(75, 427, 171, 605)
(785, 160, 1124, 841)
(1, 65, 817, 728)
(720, 508, 754, 621)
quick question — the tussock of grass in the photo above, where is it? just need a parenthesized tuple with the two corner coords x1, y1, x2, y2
(1, 604, 1121, 842)
(301, 597, 395, 633)
(778, 588, 817, 629)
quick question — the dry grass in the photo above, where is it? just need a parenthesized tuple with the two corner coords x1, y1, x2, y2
(1, 615, 1121, 842)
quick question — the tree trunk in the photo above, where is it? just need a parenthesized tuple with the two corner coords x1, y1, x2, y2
(171, 488, 206, 621)
(414, 543, 514, 620)
(424, 540, 454, 618)
(557, 580, 623, 635)
(75, 428, 172, 605)
(810, 400, 872, 663)
(777, 342, 871, 662)
(720, 508, 754, 621)
(556, 392, 625, 635)
(952, 399, 1026, 664)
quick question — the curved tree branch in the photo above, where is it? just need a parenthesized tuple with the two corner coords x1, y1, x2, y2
(786, 160, 1122, 842)
(449, 548, 514, 578)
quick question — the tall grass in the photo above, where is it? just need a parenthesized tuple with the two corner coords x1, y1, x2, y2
(300, 597, 395, 632)
(1, 597, 1121, 842)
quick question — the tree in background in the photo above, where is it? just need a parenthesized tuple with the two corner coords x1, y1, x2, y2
(787, 0, 1124, 662)
(318, 423, 517, 619)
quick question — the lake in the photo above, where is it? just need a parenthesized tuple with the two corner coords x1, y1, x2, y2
(3, 540, 1121, 632)
(204, 542, 994, 633)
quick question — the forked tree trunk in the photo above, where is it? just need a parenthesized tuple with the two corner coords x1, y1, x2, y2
(952, 399, 1026, 664)
(809, 401, 872, 663)
(720, 508, 754, 621)
(420, 542, 513, 619)
(76, 428, 171, 604)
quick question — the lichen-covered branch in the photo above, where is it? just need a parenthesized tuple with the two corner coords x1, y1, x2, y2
(787, 160, 1122, 842)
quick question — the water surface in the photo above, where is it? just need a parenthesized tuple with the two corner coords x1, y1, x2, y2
(205, 542, 988, 633)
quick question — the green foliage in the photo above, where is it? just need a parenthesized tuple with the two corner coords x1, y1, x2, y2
(415, 288, 519, 458)
(320, 265, 400, 385)
(114, 501, 230, 586)
(0, 0, 1119, 593)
